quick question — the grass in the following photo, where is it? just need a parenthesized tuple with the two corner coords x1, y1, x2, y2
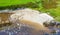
(0, 0, 34, 7)
(38, 7, 60, 22)
(48, 1, 60, 21)
(0, 0, 60, 21)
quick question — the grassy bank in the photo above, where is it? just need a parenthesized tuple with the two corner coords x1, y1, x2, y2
(0, 0, 34, 6)
(0, 0, 60, 22)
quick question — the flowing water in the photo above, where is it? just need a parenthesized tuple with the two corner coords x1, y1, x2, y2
(0, 10, 60, 35)
(0, 23, 60, 35)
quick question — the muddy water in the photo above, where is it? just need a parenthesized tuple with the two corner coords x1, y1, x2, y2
(0, 13, 13, 24)
(0, 10, 60, 35)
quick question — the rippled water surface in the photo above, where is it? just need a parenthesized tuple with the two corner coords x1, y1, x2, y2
(0, 24, 60, 35)
(0, 9, 60, 35)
